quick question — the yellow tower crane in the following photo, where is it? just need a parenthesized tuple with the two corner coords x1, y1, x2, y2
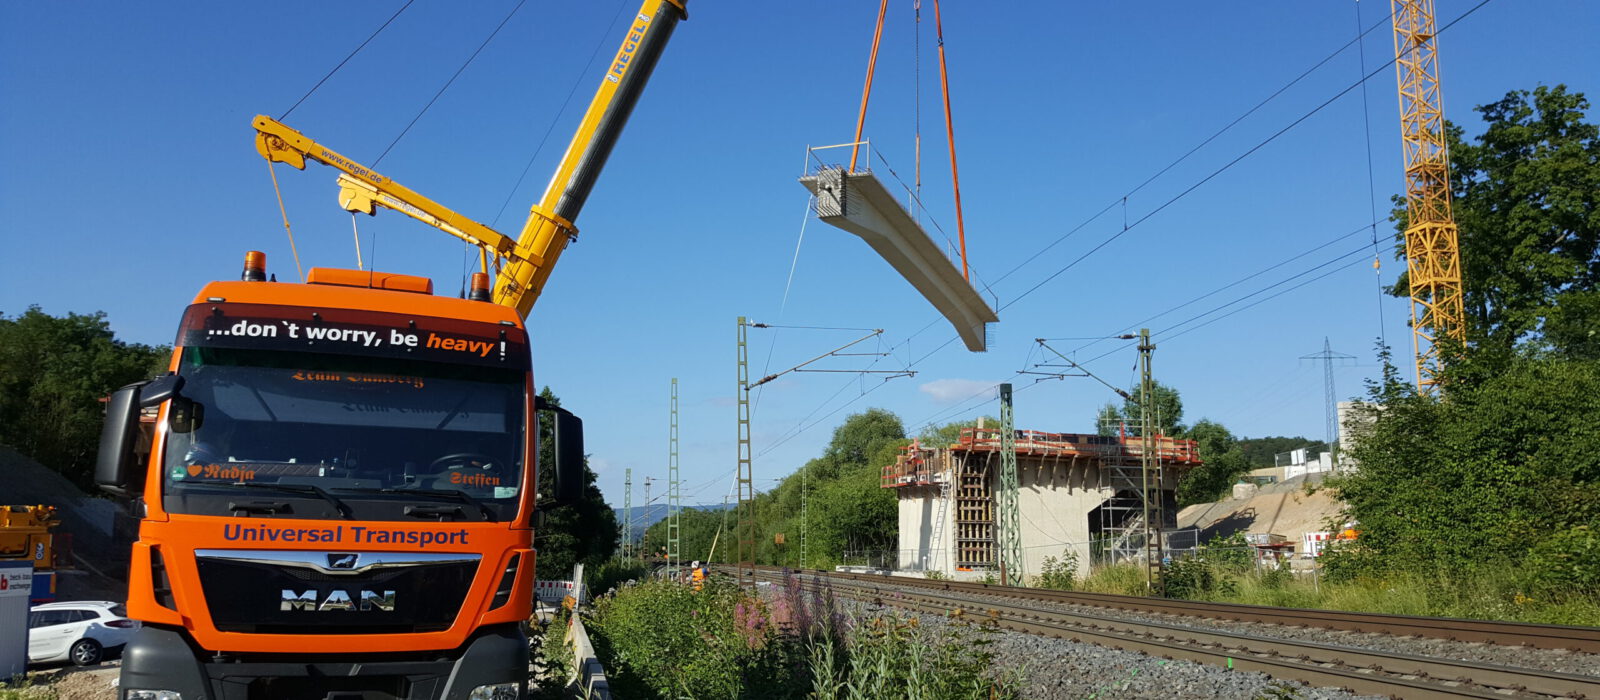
(1391, 0, 1466, 393)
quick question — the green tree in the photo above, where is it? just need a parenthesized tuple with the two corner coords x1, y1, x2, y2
(1330, 349, 1600, 588)
(1175, 419, 1253, 507)
(712, 409, 909, 569)
(1388, 85, 1600, 359)
(916, 416, 995, 448)
(1236, 436, 1325, 467)
(1094, 381, 1184, 436)
(534, 387, 620, 578)
(0, 306, 167, 489)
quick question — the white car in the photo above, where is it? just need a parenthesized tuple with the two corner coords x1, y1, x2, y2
(27, 601, 140, 666)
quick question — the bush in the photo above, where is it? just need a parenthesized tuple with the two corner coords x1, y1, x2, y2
(1164, 555, 1235, 599)
(1523, 525, 1600, 593)
(587, 573, 1022, 699)
(809, 610, 1019, 700)
(531, 609, 572, 699)
(587, 557, 648, 597)
(588, 578, 798, 699)
(1034, 549, 1079, 590)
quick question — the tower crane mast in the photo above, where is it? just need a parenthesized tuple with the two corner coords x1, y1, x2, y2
(1391, 0, 1466, 393)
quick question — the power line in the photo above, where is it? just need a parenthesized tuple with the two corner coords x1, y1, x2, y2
(280, 0, 416, 120)
(993, 0, 1493, 315)
(986, 4, 1395, 291)
(1063, 224, 1372, 357)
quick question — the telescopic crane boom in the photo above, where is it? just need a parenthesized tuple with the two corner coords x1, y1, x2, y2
(255, 0, 687, 318)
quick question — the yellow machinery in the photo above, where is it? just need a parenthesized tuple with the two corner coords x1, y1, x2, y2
(1391, 0, 1466, 393)
(256, 0, 688, 318)
(0, 505, 63, 602)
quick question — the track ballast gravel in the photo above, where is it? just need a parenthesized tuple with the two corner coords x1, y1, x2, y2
(821, 574, 1600, 679)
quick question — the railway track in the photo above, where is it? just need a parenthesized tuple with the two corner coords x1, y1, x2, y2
(753, 565, 1600, 654)
(745, 567, 1600, 699)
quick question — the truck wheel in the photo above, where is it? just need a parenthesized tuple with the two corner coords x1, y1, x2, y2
(70, 639, 103, 666)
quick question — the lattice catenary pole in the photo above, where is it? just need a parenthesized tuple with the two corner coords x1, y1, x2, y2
(1138, 329, 1164, 593)
(735, 317, 756, 588)
(623, 468, 633, 558)
(667, 378, 681, 580)
(995, 383, 1024, 586)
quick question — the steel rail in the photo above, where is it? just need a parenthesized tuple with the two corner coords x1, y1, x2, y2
(759, 565, 1600, 654)
(766, 570, 1600, 699)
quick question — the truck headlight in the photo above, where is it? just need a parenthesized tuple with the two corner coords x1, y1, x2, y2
(126, 691, 183, 700)
(468, 682, 520, 700)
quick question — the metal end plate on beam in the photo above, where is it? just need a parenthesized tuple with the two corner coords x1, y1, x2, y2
(799, 167, 998, 352)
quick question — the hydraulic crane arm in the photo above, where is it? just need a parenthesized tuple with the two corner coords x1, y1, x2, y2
(495, 0, 686, 316)
(253, 0, 685, 318)
(254, 115, 527, 269)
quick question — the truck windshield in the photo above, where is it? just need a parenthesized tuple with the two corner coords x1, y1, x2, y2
(161, 346, 526, 522)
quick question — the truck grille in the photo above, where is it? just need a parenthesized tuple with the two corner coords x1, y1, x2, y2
(195, 551, 479, 635)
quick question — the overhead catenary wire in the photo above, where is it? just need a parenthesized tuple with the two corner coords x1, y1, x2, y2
(280, 0, 417, 120)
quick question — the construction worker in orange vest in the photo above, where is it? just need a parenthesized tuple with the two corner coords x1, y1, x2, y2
(690, 561, 706, 591)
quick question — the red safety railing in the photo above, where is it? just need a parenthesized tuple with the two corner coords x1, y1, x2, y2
(881, 428, 1202, 488)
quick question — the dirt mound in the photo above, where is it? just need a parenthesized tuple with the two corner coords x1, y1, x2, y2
(1178, 475, 1346, 543)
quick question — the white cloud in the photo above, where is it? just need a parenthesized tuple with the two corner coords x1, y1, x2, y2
(918, 378, 996, 405)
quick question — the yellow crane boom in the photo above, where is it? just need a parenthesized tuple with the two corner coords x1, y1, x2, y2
(1391, 0, 1466, 393)
(254, 0, 687, 318)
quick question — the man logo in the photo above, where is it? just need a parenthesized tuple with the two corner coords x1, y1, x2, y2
(281, 589, 396, 612)
(327, 553, 359, 570)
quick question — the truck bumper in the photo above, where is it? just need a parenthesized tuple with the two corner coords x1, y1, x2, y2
(117, 624, 528, 700)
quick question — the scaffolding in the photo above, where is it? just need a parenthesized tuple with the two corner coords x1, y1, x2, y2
(954, 451, 995, 569)
(882, 426, 1199, 573)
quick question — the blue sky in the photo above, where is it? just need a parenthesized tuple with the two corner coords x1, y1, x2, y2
(3, 1, 1595, 510)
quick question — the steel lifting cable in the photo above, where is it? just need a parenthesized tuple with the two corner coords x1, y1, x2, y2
(374, 0, 530, 166)
(753, 197, 817, 414)
(1354, 0, 1388, 348)
(849, 0, 891, 173)
(264, 161, 306, 283)
(913, 0, 923, 208)
(931, 0, 971, 282)
(281, 0, 417, 120)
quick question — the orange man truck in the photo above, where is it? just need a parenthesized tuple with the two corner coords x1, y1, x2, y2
(94, 2, 687, 698)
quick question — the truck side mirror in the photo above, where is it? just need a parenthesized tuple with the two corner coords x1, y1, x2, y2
(139, 374, 184, 407)
(551, 410, 585, 506)
(96, 382, 146, 497)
